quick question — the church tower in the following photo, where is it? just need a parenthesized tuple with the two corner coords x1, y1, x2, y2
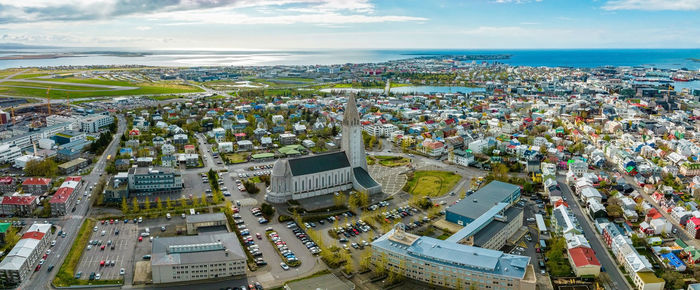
(341, 94, 368, 170)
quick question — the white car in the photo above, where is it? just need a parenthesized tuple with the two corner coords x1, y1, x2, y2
(50, 240, 56, 247)
(119, 268, 125, 275)
(95, 273, 101, 280)
(280, 262, 289, 270)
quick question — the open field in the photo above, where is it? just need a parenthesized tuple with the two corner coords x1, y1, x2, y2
(0, 81, 202, 99)
(403, 170, 461, 197)
(374, 155, 410, 167)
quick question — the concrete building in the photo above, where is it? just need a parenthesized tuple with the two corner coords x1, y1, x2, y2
(21, 178, 51, 195)
(449, 149, 474, 167)
(446, 181, 520, 226)
(49, 176, 82, 216)
(0, 177, 17, 194)
(150, 233, 247, 284)
(0, 195, 38, 216)
(185, 213, 229, 235)
(445, 203, 523, 250)
(0, 224, 51, 285)
(371, 224, 536, 290)
(266, 95, 381, 203)
(127, 167, 183, 197)
(80, 114, 114, 133)
(0, 144, 21, 164)
(58, 158, 89, 174)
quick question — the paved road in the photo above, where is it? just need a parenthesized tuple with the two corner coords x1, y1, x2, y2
(20, 115, 126, 290)
(558, 178, 629, 290)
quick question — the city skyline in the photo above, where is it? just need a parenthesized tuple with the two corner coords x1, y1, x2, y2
(0, 0, 698, 50)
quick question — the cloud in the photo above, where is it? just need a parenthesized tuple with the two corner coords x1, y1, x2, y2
(0, 0, 422, 25)
(493, 0, 542, 3)
(602, 0, 700, 10)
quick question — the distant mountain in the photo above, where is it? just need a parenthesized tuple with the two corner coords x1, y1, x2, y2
(0, 43, 59, 49)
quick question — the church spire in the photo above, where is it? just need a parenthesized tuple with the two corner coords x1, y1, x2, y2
(342, 94, 360, 126)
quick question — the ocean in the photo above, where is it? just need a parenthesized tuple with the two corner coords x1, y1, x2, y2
(0, 49, 699, 70)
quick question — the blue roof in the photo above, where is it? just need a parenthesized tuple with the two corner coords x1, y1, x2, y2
(661, 253, 685, 268)
(372, 228, 529, 279)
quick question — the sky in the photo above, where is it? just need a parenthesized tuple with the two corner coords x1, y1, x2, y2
(0, 0, 698, 50)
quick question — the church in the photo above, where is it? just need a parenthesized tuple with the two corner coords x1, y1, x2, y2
(265, 95, 382, 203)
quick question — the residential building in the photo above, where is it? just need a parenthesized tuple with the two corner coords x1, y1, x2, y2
(449, 149, 474, 167)
(49, 176, 82, 216)
(21, 178, 51, 195)
(551, 205, 582, 235)
(0, 177, 17, 194)
(0, 224, 51, 285)
(150, 233, 246, 284)
(567, 246, 601, 277)
(371, 224, 536, 290)
(0, 195, 38, 216)
(279, 133, 297, 145)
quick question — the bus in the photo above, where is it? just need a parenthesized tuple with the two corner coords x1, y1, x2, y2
(539, 239, 547, 249)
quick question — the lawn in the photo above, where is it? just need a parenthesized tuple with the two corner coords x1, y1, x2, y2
(374, 155, 410, 167)
(403, 170, 461, 197)
(226, 153, 250, 164)
(53, 219, 123, 287)
(0, 79, 202, 99)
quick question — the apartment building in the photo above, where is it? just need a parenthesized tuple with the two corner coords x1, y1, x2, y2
(0, 224, 51, 285)
(80, 114, 114, 133)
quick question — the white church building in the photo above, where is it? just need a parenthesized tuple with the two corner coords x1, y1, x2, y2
(266, 95, 382, 203)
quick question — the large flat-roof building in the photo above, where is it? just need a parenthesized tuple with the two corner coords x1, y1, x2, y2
(371, 224, 536, 290)
(150, 233, 246, 284)
(446, 181, 521, 226)
(445, 203, 524, 250)
(80, 114, 114, 133)
(185, 213, 229, 235)
(127, 167, 183, 197)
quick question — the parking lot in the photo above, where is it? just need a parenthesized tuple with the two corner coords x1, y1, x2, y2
(75, 220, 138, 281)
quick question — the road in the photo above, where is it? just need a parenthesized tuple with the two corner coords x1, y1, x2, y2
(20, 114, 126, 290)
(558, 178, 630, 290)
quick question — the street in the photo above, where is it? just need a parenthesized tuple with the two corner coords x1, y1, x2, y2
(558, 178, 629, 289)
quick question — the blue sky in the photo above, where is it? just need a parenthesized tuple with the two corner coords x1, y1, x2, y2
(0, 0, 698, 49)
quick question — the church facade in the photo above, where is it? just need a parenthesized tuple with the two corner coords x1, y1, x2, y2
(266, 95, 382, 203)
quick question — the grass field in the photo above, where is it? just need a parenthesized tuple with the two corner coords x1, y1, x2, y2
(226, 153, 250, 164)
(374, 155, 410, 167)
(53, 219, 123, 287)
(0, 81, 202, 99)
(404, 170, 461, 197)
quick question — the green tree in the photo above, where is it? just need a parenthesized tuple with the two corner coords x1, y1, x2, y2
(132, 198, 140, 213)
(144, 197, 151, 211)
(179, 198, 187, 209)
(4, 226, 19, 246)
(24, 159, 58, 177)
(606, 203, 623, 219)
(334, 193, 346, 207)
(260, 203, 275, 218)
(201, 193, 208, 206)
(156, 197, 163, 212)
(165, 197, 172, 209)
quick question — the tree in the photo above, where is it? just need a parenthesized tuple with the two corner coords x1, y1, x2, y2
(121, 198, 128, 213)
(132, 198, 140, 213)
(24, 159, 58, 177)
(606, 203, 623, 219)
(179, 198, 187, 208)
(192, 196, 200, 208)
(344, 252, 354, 274)
(661, 271, 686, 289)
(243, 181, 259, 194)
(261, 203, 275, 218)
(4, 226, 19, 246)
(334, 193, 346, 207)
(166, 197, 172, 209)
(144, 197, 151, 211)
(360, 250, 372, 271)
(201, 193, 208, 206)
(156, 197, 163, 212)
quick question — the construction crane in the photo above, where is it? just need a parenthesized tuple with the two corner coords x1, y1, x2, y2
(46, 86, 51, 115)
(66, 94, 71, 115)
(10, 106, 15, 126)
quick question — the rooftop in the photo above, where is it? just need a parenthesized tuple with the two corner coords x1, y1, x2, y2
(287, 151, 350, 176)
(185, 212, 227, 224)
(446, 181, 520, 221)
(151, 232, 246, 266)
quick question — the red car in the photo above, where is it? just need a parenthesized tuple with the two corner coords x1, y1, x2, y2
(109, 219, 114, 224)
(232, 207, 239, 213)
(35, 265, 41, 271)
(100, 260, 105, 267)
(256, 233, 262, 239)
(101, 220, 105, 225)
(100, 245, 105, 251)
(138, 236, 143, 242)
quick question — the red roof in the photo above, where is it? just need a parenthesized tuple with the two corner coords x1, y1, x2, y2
(50, 187, 74, 204)
(21, 231, 45, 240)
(569, 246, 601, 267)
(1, 195, 37, 205)
(690, 217, 700, 229)
(554, 200, 569, 208)
(65, 176, 82, 182)
(0, 177, 13, 184)
(184, 145, 195, 149)
(22, 177, 51, 186)
(234, 133, 246, 137)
